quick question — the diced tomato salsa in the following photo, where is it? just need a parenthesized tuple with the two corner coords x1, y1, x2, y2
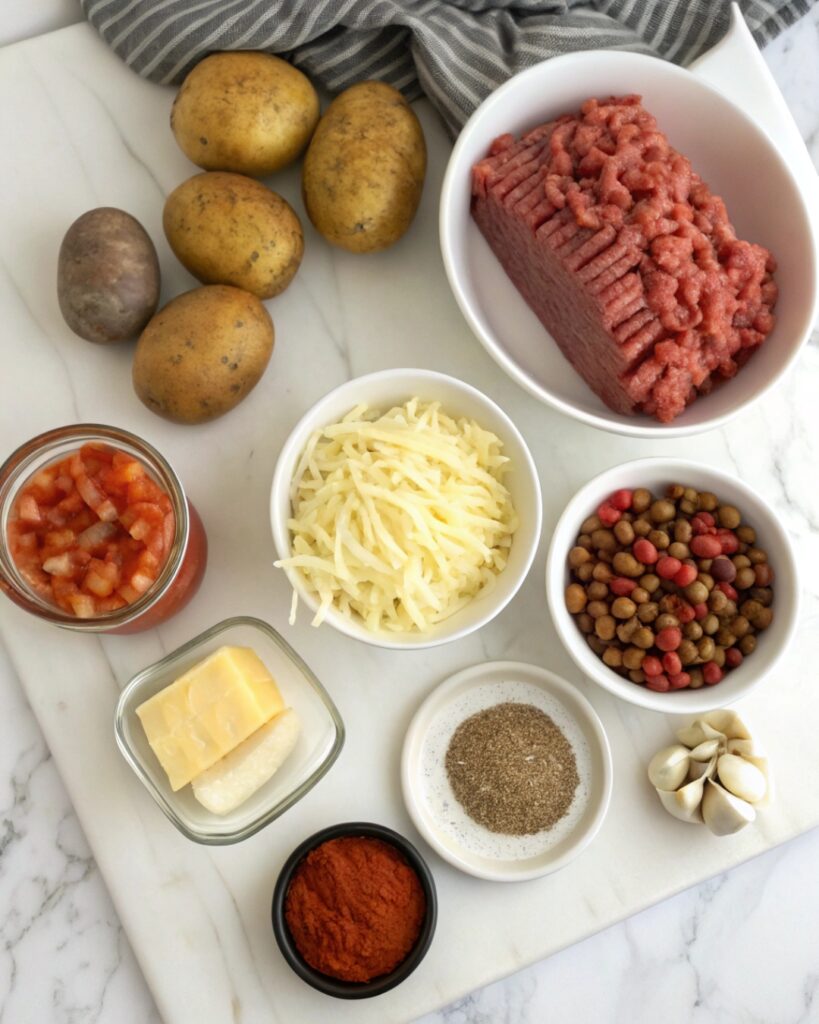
(7, 443, 175, 619)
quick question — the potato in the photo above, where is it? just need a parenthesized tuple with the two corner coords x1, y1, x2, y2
(170, 52, 319, 177)
(57, 207, 159, 343)
(302, 81, 426, 253)
(133, 285, 274, 423)
(163, 172, 303, 300)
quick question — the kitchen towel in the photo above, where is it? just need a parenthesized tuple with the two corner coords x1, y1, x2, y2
(81, 0, 815, 133)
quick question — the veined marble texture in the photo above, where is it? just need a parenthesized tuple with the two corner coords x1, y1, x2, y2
(0, 6, 818, 1024)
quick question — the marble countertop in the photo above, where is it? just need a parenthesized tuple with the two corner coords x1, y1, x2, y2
(1, 4, 818, 1023)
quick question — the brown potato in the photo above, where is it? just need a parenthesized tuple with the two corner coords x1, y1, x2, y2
(170, 52, 319, 177)
(133, 285, 274, 423)
(302, 81, 426, 253)
(57, 207, 159, 343)
(163, 172, 303, 300)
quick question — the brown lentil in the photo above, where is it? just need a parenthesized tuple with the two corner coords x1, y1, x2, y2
(614, 520, 635, 545)
(595, 615, 616, 640)
(611, 597, 637, 619)
(650, 499, 676, 523)
(602, 647, 623, 668)
(576, 562, 594, 582)
(632, 488, 652, 513)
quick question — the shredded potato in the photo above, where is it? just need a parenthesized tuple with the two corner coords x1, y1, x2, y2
(275, 398, 519, 633)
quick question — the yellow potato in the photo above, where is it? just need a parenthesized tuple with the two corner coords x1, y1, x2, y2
(302, 81, 426, 253)
(171, 52, 319, 177)
(133, 285, 274, 424)
(163, 172, 303, 299)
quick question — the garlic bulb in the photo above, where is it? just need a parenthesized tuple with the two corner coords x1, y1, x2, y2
(647, 710, 771, 836)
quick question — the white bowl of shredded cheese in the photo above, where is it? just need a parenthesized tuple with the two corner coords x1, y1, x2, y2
(270, 369, 542, 649)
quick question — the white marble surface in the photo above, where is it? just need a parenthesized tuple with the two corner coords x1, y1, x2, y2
(1, 6, 818, 1024)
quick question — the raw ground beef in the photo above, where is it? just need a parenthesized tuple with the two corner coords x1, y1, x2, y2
(471, 95, 778, 422)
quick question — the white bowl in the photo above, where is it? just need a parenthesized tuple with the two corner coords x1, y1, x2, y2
(270, 369, 542, 649)
(401, 660, 612, 881)
(545, 458, 799, 713)
(440, 50, 818, 438)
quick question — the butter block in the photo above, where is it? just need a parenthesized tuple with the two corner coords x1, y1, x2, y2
(136, 646, 285, 791)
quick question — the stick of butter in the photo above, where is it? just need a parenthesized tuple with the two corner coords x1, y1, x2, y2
(192, 708, 301, 815)
(136, 646, 284, 791)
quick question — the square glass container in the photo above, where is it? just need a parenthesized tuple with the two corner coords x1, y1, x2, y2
(115, 616, 345, 844)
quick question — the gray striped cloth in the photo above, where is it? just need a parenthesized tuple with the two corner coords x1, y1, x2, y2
(81, 0, 814, 134)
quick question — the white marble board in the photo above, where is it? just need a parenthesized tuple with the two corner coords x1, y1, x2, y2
(0, 15, 817, 1024)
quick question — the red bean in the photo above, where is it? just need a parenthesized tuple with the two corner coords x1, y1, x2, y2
(717, 581, 738, 601)
(718, 529, 739, 554)
(725, 647, 743, 668)
(676, 602, 696, 624)
(597, 501, 621, 526)
(710, 557, 736, 582)
(662, 651, 682, 675)
(642, 655, 663, 677)
(690, 534, 722, 559)
(702, 662, 724, 685)
(693, 602, 709, 620)
(646, 674, 670, 692)
(610, 489, 633, 511)
(692, 512, 715, 534)
(609, 576, 637, 596)
(633, 538, 658, 565)
(656, 626, 682, 652)
(668, 672, 691, 690)
(673, 563, 698, 587)
(656, 555, 682, 580)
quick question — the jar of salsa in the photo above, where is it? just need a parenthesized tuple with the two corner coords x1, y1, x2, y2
(0, 424, 207, 633)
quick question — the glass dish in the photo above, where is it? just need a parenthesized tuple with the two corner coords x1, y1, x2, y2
(115, 616, 345, 844)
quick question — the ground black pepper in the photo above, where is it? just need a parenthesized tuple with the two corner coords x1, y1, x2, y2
(445, 702, 579, 835)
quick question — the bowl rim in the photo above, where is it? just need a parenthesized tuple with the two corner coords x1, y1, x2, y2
(544, 457, 800, 713)
(113, 615, 345, 844)
(439, 48, 819, 439)
(400, 659, 613, 881)
(271, 820, 438, 998)
(269, 367, 543, 650)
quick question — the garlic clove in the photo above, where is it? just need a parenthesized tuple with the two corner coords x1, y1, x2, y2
(688, 738, 722, 762)
(716, 753, 767, 804)
(701, 779, 756, 836)
(742, 754, 774, 809)
(702, 710, 751, 741)
(676, 720, 725, 748)
(727, 737, 765, 758)
(656, 774, 707, 823)
(688, 755, 717, 782)
(648, 744, 691, 792)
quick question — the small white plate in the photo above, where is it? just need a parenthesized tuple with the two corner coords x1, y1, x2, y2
(401, 661, 612, 881)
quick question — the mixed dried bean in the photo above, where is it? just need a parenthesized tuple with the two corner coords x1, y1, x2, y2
(565, 485, 774, 692)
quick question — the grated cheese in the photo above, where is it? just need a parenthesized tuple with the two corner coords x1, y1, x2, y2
(275, 398, 519, 633)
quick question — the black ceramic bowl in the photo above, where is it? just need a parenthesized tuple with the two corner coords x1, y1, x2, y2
(271, 821, 438, 999)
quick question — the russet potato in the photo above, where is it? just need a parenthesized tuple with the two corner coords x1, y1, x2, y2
(302, 81, 426, 254)
(57, 207, 159, 343)
(171, 52, 319, 177)
(132, 285, 274, 424)
(163, 172, 303, 299)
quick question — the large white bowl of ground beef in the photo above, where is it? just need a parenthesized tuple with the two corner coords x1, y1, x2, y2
(440, 50, 817, 437)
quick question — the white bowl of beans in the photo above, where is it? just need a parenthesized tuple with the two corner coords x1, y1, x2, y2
(545, 458, 799, 713)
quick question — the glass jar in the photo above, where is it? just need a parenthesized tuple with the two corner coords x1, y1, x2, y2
(0, 424, 208, 633)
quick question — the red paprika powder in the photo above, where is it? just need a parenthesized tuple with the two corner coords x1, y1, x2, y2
(284, 835, 426, 983)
